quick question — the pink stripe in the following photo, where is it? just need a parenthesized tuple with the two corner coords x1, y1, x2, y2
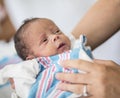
(46, 65, 55, 91)
(38, 57, 49, 68)
(54, 90, 64, 98)
(37, 69, 48, 98)
(42, 57, 49, 68)
(46, 57, 51, 64)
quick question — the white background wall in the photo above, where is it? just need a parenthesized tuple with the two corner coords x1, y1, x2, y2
(4, 0, 96, 34)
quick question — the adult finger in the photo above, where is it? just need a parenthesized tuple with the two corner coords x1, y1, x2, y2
(57, 82, 91, 95)
(60, 59, 94, 72)
(93, 59, 117, 66)
(56, 72, 91, 84)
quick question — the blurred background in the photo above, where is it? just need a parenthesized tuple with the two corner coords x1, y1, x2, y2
(0, 0, 120, 97)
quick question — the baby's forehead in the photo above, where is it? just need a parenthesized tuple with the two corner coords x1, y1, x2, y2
(35, 19, 58, 30)
(24, 18, 58, 36)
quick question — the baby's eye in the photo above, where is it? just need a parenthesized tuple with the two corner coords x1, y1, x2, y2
(43, 38, 47, 42)
(54, 30, 61, 34)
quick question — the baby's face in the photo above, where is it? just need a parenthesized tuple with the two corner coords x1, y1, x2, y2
(26, 19, 71, 58)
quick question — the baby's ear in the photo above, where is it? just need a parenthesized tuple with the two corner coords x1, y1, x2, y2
(26, 55, 35, 60)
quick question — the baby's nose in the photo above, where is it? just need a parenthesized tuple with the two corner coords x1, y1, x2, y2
(50, 34, 60, 42)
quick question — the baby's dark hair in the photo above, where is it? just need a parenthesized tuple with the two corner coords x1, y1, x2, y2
(14, 17, 41, 60)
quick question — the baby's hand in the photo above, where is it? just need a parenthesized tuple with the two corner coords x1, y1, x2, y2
(9, 78, 15, 89)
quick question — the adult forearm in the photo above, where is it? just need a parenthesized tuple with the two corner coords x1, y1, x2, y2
(72, 0, 120, 50)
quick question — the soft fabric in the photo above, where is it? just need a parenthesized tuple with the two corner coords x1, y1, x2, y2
(0, 59, 40, 98)
(29, 48, 92, 98)
(0, 55, 21, 90)
(0, 35, 93, 98)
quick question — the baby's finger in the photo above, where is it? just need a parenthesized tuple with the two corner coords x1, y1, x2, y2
(9, 78, 15, 89)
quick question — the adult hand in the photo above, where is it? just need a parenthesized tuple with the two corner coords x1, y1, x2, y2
(55, 59, 120, 98)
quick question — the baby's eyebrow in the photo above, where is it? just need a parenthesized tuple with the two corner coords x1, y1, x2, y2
(52, 28, 59, 33)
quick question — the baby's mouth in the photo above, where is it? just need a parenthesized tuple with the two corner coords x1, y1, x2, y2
(57, 43, 66, 49)
(57, 43, 69, 53)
